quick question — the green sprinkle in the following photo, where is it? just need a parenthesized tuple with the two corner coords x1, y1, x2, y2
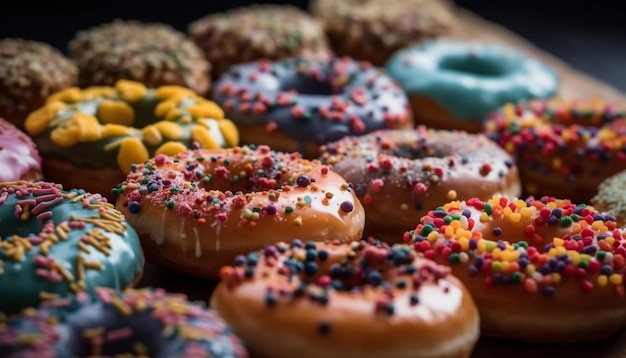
(448, 253, 460, 264)
(285, 206, 294, 214)
(419, 225, 433, 236)
(560, 216, 574, 227)
(166, 200, 176, 209)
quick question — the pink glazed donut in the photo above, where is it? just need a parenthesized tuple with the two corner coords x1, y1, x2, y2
(0, 118, 42, 182)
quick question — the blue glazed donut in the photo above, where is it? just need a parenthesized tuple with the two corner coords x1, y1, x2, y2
(384, 40, 558, 132)
(0, 287, 249, 358)
(212, 56, 413, 158)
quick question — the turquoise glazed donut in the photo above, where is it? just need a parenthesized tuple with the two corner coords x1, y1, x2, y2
(385, 40, 558, 132)
(0, 287, 249, 357)
(0, 181, 143, 312)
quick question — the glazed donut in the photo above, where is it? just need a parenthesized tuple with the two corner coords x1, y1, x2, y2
(69, 19, 211, 96)
(0, 38, 78, 129)
(113, 145, 365, 280)
(188, 4, 333, 79)
(385, 41, 558, 133)
(0, 181, 143, 313)
(592, 169, 626, 226)
(212, 238, 480, 358)
(404, 195, 626, 343)
(319, 126, 521, 242)
(484, 98, 626, 203)
(0, 118, 42, 182)
(212, 56, 413, 159)
(309, 0, 454, 66)
(0, 287, 249, 357)
(24, 79, 238, 202)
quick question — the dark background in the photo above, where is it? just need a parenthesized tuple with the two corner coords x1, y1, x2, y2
(1, 0, 625, 92)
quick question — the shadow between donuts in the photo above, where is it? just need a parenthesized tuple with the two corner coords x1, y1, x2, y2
(137, 262, 218, 302)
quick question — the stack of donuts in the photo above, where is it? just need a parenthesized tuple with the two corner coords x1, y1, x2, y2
(2, 1, 626, 357)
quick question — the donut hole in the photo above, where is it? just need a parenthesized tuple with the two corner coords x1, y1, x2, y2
(64, 309, 165, 356)
(279, 73, 335, 95)
(387, 142, 456, 160)
(439, 56, 511, 77)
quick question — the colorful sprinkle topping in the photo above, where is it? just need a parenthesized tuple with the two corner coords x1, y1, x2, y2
(0, 181, 143, 312)
(404, 195, 626, 297)
(0, 287, 248, 357)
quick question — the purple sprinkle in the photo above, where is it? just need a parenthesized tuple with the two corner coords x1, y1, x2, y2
(340, 201, 354, 213)
(265, 204, 277, 215)
(492, 227, 503, 236)
(296, 175, 310, 187)
(233, 255, 247, 266)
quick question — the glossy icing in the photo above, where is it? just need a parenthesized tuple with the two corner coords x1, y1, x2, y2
(213, 238, 479, 358)
(24, 80, 239, 172)
(384, 40, 558, 121)
(0, 181, 143, 312)
(212, 57, 412, 153)
(0, 287, 249, 357)
(0, 118, 42, 181)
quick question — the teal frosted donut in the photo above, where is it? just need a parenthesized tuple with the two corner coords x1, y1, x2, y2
(0, 287, 249, 357)
(384, 40, 558, 132)
(0, 181, 143, 312)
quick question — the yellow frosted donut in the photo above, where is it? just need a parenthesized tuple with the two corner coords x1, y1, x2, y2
(24, 79, 239, 201)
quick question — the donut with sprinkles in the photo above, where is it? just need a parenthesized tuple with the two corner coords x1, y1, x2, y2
(212, 238, 480, 358)
(0, 181, 143, 313)
(483, 98, 626, 203)
(212, 56, 413, 158)
(0, 287, 249, 357)
(319, 127, 521, 242)
(24, 79, 239, 202)
(404, 194, 626, 342)
(113, 144, 365, 279)
(0, 118, 42, 182)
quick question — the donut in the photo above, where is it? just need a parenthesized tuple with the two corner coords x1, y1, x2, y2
(309, 0, 454, 66)
(0, 38, 78, 129)
(23, 79, 238, 202)
(592, 169, 626, 226)
(0, 118, 42, 182)
(484, 98, 626, 203)
(319, 126, 521, 242)
(0, 181, 144, 313)
(404, 194, 626, 343)
(212, 238, 480, 358)
(212, 56, 413, 159)
(188, 4, 333, 79)
(69, 19, 211, 96)
(113, 145, 365, 280)
(0, 287, 249, 357)
(385, 41, 559, 133)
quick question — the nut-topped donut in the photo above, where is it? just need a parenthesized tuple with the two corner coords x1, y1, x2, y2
(0, 287, 249, 357)
(24, 79, 238, 201)
(484, 98, 626, 203)
(69, 19, 211, 96)
(319, 127, 521, 242)
(0, 181, 143, 313)
(0, 38, 78, 129)
(212, 56, 413, 158)
(0, 118, 42, 182)
(212, 238, 480, 358)
(113, 145, 365, 279)
(405, 195, 626, 343)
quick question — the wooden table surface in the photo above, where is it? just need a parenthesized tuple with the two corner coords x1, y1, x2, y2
(136, 7, 626, 358)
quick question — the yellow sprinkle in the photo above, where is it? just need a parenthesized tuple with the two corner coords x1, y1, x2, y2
(45, 87, 82, 104)
(111, 297, 133, 316)
(444, 225, 454, 239)
(427, 231, 439, 243)
(155, 100, 176, 118)
(188, 102, 225, 119)
(294, 216, 303, 226)
(84, 261, 103, 270)
(165, 108, 183, 121)
(50, 123, 80, 147)
(115, 80, 147, 102)
(156, 141, 187, 156)
(597, 275, 608, 286)
(101, 123, 132, 138)
(447, 190, 457, 200)
(553, 238, 564, 247)
(141, 125, 163, 147)
(83, 326, 106, 338)
(155, 86, 196, 100)
(117, 138, 149, 173)
(191, 125, 219, 149)
(39, 291, 59, 301)
(74, 112, 102, 142)
(80, 86, 116, 100)
(218, 119, 240, 147)
(154, 121, 183, 140)
(98, 100, 135, 126)
(610, 274, 623, 285)
(526, 264, 536, 275)
(400, 203, 408, 210)
(24, 101, 67, 135)
(479, 212, 489, 223)
(507, 212, 521, 223)
(551, 272, 561, 284)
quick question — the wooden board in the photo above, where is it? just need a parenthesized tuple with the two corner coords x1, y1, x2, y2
(138, 7, 626, 358)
